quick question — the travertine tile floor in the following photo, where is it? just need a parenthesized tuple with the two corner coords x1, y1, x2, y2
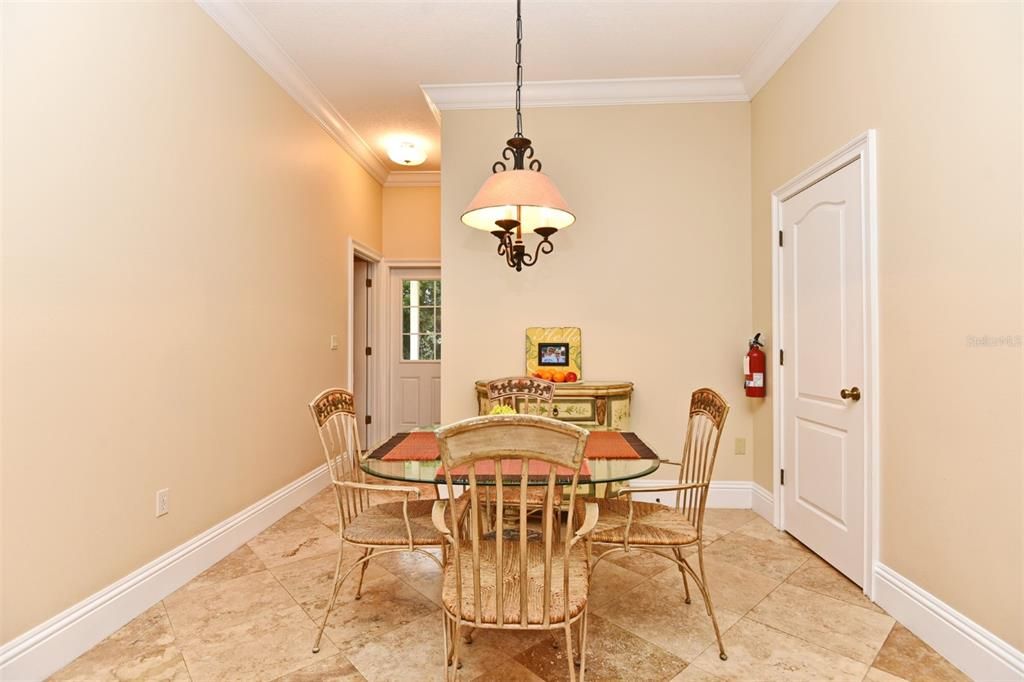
(53, 487, 970, 681)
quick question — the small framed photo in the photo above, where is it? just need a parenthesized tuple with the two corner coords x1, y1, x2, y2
(537, 342, 569, 366)
(525, 327, 582, 380)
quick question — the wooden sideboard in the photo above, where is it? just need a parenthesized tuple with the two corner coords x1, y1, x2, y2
(475, 380, 633, 431)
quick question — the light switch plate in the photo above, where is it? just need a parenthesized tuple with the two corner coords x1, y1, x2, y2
(735, 437, 746, 456)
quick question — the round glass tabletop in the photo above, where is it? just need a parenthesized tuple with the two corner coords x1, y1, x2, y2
(360, 434, 662, 486)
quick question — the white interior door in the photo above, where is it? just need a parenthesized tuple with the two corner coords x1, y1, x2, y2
(389, 268, 441, 435)
(780, 158, 867, 586)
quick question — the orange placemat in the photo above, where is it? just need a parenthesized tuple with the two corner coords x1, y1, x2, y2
(583, 431, 640, 459)
(435, 459, 591, 481)
(377, 431, 646, 461)
(380, 432, 440, 461)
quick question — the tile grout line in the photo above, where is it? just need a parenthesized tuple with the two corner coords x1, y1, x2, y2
(749, 615, 878, 672)
(733, 548, 893, 670)
(782, 559, 889, 616)
(159, 600, 195, 682)
(865, 620, 898, 678)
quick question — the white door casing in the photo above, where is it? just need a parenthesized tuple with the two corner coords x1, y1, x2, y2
(772, 131, 879, 594)
(347, 239, 382, 448)
(352, 258, 370, 446)
(389, 267, 442, 435)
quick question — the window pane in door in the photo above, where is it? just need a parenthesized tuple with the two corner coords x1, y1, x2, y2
(418, 335, 436, 360)
(419, 307, 435, 333)
(401, 279, 441, 361)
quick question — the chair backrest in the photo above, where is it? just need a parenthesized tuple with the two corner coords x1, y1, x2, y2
(674, 388, 730, 526)
(436, 414, 589, 627)
(486, 376, 556, 416)
(309, 388, 368, 530)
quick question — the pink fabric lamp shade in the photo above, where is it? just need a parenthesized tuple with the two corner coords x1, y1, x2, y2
(461, 169, 575, 234)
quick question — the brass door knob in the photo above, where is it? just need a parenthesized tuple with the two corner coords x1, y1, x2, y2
(840, 387, 861, 401)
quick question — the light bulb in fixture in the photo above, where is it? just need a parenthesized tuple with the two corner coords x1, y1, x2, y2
(387, 141, 427, 166)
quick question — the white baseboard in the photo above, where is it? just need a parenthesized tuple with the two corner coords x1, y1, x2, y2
(0, 464, 330, 681)
(750, 483, 774, 521)
(873, 562, 1024, 682)
(626, 480, 755, 509)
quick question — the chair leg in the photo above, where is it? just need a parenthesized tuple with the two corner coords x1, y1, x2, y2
(694, 543, 727, 661)
(355, 547, 374, 600)
(578, 608, 590, 682)
(573, 617, 582, 665)
(452, 621, 463, 678)
(564, 623, 577, 682)
(441, 612, 452, 682)
(673, 548, 691, 604)
(313, 542, 346, 653)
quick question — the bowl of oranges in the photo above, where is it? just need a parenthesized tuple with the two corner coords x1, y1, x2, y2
(531, 369, 578, 383)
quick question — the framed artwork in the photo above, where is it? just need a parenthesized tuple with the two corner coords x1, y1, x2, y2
(526, 327, 582, 380)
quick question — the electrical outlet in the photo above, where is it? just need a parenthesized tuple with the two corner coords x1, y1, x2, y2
(735, 437, 747, 456)
(156, 488, 169, 517)
(329, 335, 339, 350)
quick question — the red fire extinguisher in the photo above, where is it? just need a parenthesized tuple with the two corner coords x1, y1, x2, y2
(745, 333, 766, 398)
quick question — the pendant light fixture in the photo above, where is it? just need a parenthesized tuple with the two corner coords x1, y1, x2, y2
(460, 0, 575, 271)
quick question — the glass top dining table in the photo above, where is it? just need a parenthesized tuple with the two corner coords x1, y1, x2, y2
(360, 428, 663, 486)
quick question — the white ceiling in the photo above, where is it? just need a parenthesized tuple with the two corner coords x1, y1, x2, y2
(208, 1, 836, 179)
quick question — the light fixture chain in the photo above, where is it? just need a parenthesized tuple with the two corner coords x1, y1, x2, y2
(514, 0, 523, 137)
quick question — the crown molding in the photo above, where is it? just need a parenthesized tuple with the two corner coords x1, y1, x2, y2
(196, 0, 390, 184)
(385, 171, 441, 188)
(421, 2, 836, 113)
(740, 0, 838, 97)
(421, 75, 749, 112)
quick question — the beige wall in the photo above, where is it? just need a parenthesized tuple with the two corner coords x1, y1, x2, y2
(441, 104, 754, 482)
(1, 2, 381, 641)
(383, 186, 441, 260)
(751, 1, 1022, 647)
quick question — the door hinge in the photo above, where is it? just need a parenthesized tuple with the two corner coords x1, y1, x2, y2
(780, 469, 785, 485)
(779, 349, 784, 366)
(365, 346, 372, 356)
(365, 415, 372, 425)
(366, 278, 372, 288)
(778, 230, 784, 247)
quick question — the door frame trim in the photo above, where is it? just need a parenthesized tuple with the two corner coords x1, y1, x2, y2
(380, 259, 442, 439)
(347, 238, 383, 447)
(770, 130, 880, 597)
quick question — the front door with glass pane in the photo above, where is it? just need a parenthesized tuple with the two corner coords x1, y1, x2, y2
(389, 268, 441, 435)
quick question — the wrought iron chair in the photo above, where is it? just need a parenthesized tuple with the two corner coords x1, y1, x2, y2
(432, 414, 598, 682)
(585, 388, 731, 661)
(308, 388, 458, 654)
(486, 376, 556, 415)
(485, 377, 561, 534)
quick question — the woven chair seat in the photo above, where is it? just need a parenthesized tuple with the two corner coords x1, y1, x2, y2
(455, 486, 563, 508)
(343, 498, 466, 546)
(442, 541, 589, 625)
(577, 498, 699, 546)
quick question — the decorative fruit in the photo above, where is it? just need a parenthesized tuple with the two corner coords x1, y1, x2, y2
(531, 371, 543, 379)
(538, 369, 554, 381)
(565, 371, 578, 383)
(489, 404, 515, 415)
(552, 370, 567, 383)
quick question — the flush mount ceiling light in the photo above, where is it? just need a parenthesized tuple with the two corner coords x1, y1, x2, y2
(460, 0, 575, 272)
(387, 140, 427, 166)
